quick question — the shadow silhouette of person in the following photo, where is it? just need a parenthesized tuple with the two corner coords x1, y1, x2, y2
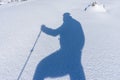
(33, 13, 86, 80)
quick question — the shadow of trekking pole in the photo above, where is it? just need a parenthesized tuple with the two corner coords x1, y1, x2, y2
(17, 29, 42, 80)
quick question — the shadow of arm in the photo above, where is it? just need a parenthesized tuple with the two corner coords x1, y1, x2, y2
(42, 26, 61, 36)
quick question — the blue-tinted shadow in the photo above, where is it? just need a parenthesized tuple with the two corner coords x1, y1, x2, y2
(33, 13, 86, 80)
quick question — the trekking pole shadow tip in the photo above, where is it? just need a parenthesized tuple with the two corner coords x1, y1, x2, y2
(17, 30, 42, 80)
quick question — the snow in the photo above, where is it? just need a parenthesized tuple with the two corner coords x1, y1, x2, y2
(0, 0, 120, 80)
(90, 4, 106, 12)
(84, 2, 107, 12)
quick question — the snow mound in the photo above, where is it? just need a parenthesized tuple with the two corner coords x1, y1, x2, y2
(84, 2, 107, 13)
(92, 4, 106, 12)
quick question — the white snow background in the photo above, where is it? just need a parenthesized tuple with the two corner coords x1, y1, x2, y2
(0, 0, 120, 80)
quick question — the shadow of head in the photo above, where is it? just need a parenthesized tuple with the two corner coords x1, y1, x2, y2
(33, 12, 86, 80)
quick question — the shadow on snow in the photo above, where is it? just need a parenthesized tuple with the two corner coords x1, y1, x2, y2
(33, 12, 86, 80)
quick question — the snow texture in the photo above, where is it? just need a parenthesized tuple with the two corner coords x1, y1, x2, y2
(0, 0, 120, 80)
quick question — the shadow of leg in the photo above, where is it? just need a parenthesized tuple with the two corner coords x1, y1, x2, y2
(69, 66, 86, 80)
(33, 63, 45, 80)
(33, 71, 44, 80)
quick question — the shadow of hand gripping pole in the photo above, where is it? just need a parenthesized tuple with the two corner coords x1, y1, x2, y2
(17, 30, 42, 80)
(33, 13, 86, 80)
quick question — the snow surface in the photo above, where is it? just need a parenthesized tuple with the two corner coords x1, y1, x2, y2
(87, 4, 106, 12)
(0, 0, 120, 80)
